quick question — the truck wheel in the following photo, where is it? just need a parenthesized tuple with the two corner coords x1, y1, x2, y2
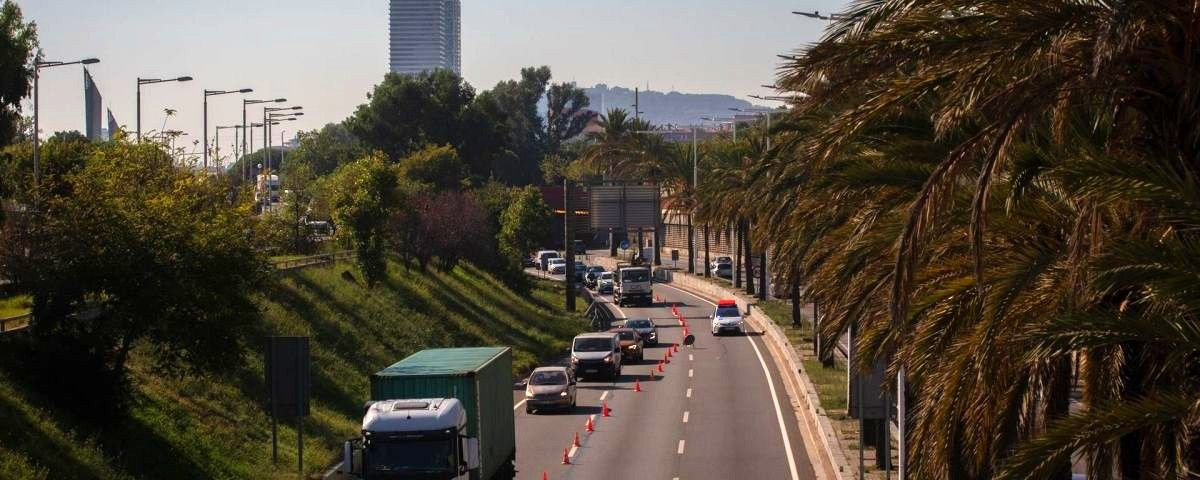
(525, 405, 533, 414)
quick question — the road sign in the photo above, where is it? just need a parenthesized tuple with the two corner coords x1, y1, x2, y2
(620, 240, 630, 250)
(589, 185, 659, 229)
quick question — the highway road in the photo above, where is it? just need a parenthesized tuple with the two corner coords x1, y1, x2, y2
(513, 275, 817, 480)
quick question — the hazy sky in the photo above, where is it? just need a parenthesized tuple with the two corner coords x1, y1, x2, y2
(24, 0, 845, 155)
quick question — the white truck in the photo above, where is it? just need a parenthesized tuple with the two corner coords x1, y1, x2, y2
(614, 265, 653, 307)
(339, 398, 480, 480)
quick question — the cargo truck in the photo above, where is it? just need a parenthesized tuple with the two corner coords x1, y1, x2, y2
(614, 263, 653, 307)
(337, 347, 516, 480)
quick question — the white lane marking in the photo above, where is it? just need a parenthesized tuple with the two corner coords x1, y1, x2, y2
(677, 439, 686, 455)
(513, 399, 526, 411)
(688, 368, 694, 378)
(682, 411, 690, 423)
(686, 388, 692, 398)
(689, 354, 694, 361)
(569, 445, 579, 458)
(600, 391, 609, 401)
(323, 461, 344, 478)
(661, 284, 801, 480)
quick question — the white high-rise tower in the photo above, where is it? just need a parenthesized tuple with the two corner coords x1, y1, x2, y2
(389, 0, 461, 76)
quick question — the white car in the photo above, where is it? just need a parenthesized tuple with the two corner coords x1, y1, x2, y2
(710, 299, 744, 335)
(597, 272, 615, 294)
(547, 258, 567, 274)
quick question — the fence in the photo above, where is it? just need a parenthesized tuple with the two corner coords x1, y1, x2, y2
(0, 313, 30, 333)
(272, 250, 354, 272)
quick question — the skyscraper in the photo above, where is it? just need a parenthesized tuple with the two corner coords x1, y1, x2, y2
(389, 0, 461, 76)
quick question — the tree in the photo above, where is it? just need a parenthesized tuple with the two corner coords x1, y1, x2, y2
(0, 141, 266, 398)
(544, 82, 596, 156)
(280, 160, 317, 253)
(488, 67, 551, 185)
(285, 123, 364, 177)
(497, 186, 550, 268)
(329, 155, 398, 286)
(0, 1, 36, 148)
(397, 144, 466, 191)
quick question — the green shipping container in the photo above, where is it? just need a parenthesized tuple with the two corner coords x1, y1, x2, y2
(370, 347, 516, 480)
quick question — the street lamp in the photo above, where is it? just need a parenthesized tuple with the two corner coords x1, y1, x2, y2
(136, 75, 192, 142)
(262, 106, 302, 179)
(242, 98, 286, 181)
(203, 87, 253, 170)
(32, 57, 99, 202)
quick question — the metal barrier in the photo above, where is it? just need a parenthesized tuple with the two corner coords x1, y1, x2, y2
(272, 250, 355, 272)
(0, 313, 31, 333)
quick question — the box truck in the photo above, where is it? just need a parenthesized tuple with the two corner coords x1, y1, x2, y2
(337, 347, 516, 480)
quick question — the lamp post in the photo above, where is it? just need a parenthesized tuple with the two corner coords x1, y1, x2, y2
(262, 106, 302, 181)
(33, 57, 99, 203)
(262, 112, 299, 213)
(243, 98, 286, 179)
(204, 88, 253, 170)
(136, 75, 191, 142)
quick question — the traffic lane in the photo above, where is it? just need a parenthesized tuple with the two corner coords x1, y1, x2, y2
(559, 296, 689, 480)
(658, 283, 817, 480)
(514, 292, 678, 479)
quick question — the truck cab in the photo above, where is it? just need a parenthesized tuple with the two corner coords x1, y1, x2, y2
(614, 265, 653, 307)
(342, 398, 479, 479)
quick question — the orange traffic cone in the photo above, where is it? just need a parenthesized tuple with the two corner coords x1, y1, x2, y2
(573, 432, 581, 447)
(664, 352, 671, 364)
(602, 400, 611, 417)
(585, 416, 595, 433)
(657, 361, 664, 373)
(543, 471, 549, 480)
(650, 368, 657, 379)
(673, 344, 679, 354)
(562, 447, 571, 464)
(634, 379, 642, 392)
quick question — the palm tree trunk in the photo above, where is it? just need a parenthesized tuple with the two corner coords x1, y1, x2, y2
(790, 270, 800, 327)
(759, 250, 767, 300)
(703, 224, 710, 278)
(743, 220, 755, 295)
(1045, 355, 1073, 480)
(687, 213, 695, 273)
(734, 222, 742, 288)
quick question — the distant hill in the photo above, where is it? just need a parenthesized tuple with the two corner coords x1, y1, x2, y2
(582, 84, 762, 128)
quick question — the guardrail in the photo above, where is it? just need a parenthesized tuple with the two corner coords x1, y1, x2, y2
(0, 313, 31, 333)
(272, 250, 354, 272)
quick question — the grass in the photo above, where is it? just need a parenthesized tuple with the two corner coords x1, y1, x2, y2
(0, 295, 31, 318)
(0, 259, 586, 479)
(756, 298, 847, 415)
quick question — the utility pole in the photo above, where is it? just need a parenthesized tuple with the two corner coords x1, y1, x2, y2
(564, 179, 576, 311)
(634, 88, 640, 121)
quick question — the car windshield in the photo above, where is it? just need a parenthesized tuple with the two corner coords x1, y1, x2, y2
(550, 259, 565, 264)
(530, 371, 568, 385)
(364, 438, 455, 474)
(625, 319, 652, 329)
(575, 264, 587, 270)
(716, 306, 740, 317)
(600, 273, 613, 280)
(574, 337, 614, 352)
(716, 257, 731, 263)
(614, 331, 636, 341)
(588, 266, 604, 273)
(621, 270, 649, 282)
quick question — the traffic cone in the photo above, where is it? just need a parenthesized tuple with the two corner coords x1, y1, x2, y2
(650, 368, 657, 379)
(562, 448, 571, 465)
(573, 432, 581, 447)
(673, 344, 679, 354)
(657, 361, 664, 373)
(634, 379, 642, 392)
(602, 400, 611, 417)
(543, 471, 549, 480)
(664, 352, 671, 364)
(585, 416, 595, 433)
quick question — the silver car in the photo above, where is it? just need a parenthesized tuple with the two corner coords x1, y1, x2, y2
(524, 366, 577, 413)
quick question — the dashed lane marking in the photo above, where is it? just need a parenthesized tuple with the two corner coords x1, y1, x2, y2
(688, 369, 694, 378)
(600, 391, 609, 401)
(677, 440, 686, 455)
(686, 388, 692, 398)
(682, 411, 690, 423)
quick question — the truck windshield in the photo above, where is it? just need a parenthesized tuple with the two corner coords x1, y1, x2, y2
(574, 338, 614, 352)
(621, 270, 649, 282)
(716, 306, 740, 317)
(365, 438, 455, 477)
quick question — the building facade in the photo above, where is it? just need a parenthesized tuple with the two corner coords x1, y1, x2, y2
(389, 0, 461, 75)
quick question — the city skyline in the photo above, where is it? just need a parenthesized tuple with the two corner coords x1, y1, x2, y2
(23, 0, 843, 155)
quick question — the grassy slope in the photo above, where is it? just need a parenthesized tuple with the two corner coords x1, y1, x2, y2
(0, 260, 585, 479)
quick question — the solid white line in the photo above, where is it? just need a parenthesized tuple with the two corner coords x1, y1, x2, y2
(600, 391, 609, 401)
(688, 368, 694, 378)
(661, 284, 801, 480)
(686, 388, 692, 398)
(677, 439, 686, 455)
(513, 399, 526, 411)
(322, 461, 343, 479)
(682, 411, 690, 423)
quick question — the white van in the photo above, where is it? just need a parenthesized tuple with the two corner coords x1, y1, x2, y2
(536, 250, 560, 271)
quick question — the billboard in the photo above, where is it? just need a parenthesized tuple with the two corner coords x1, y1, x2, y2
(589, 184, 659, 230)
(83, 68, 103, 141)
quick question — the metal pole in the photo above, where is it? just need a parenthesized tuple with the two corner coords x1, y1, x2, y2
(898, 368, 906, 479)
(564, 178, 576, 311)
(202, 94, 208, 170)
(242, 103, 248, 182)
(215, 127, 220, 172)
(136, 80, 142, 142)
(32, 66, 39, 203)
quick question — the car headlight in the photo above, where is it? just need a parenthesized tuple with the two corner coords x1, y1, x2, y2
(570, 356, 579, 364)
(603, 354, 613, 363)
(648, 331, 657, 339)
(525, 388, 534, 398)
(559, 391, 568, 397)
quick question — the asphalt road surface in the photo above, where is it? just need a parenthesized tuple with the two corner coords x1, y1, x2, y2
(513, 279, 818, 480)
